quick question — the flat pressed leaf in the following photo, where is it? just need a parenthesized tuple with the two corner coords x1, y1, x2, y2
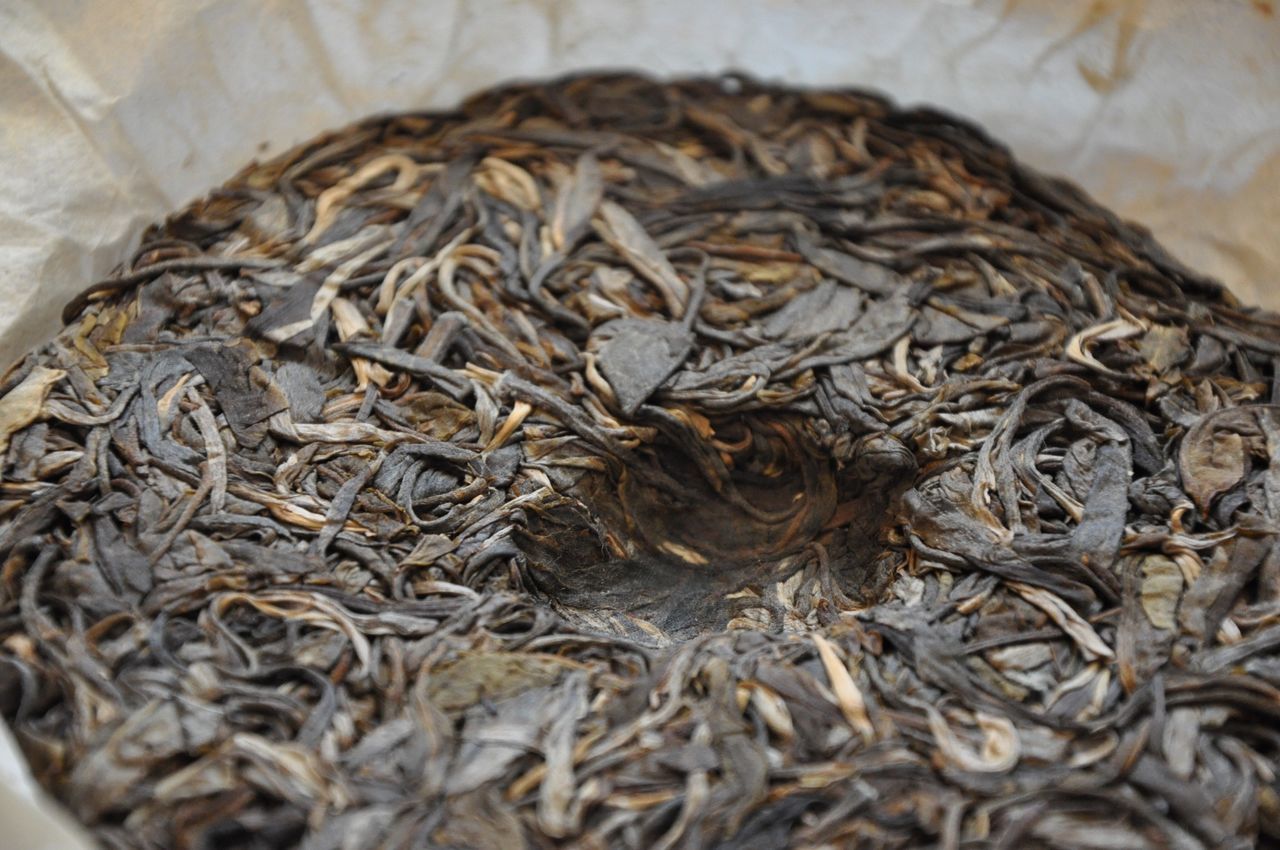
(595, 318, 694, 415)
(0, 365, 63, 457)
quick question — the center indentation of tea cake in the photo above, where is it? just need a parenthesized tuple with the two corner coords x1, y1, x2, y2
(516, 414, 915, 636)
(617, 415, 835, 566)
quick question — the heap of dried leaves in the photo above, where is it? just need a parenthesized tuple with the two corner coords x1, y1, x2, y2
(2, 73, 1279, 849)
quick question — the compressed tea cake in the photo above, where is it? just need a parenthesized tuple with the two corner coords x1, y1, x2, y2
(1, 73, 1276, 848)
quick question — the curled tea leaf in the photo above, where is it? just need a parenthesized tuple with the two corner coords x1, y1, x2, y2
(595, 201, 689, 317)
(551, 153, 604, 251)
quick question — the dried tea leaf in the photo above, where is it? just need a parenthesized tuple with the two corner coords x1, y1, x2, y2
(1175, 406, 1280, 515)
(595, 200, 689, 316)
(1139, 324, 1189, 374)
(1010, 581, 1114, 661)
(426, 652, 584, 713)
(594, 318, 694, 415)
(794, 229, 904, 296)
(0, 365, 63, 457)
(811, 634, 874, 744)
(184, 346, 289, 447)
(1181, 428, 1246, 514)
(1140, 554, 1183, 630)
(763, 280, 863, 341)
(446, 686, 560, 795)
(551, 152, 604, 251)
(926, 706, 1020, 774)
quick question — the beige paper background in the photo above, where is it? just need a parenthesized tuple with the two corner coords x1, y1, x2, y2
(0, 0, 1276, 845)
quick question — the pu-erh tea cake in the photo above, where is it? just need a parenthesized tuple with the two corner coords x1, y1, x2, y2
(2, 72, 1278, 848)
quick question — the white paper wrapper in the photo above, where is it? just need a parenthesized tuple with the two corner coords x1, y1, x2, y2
(0, 0, 1276, 843)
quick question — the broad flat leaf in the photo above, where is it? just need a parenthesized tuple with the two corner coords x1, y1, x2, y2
(1138, 324, 1189, 374)
(243, 275, 322, 343)
(1180, 421, 1247, 514)
(185, 346, 290, 448)
(914, 304, 984, 345)
(914, 300, 1008, 345)
(0, 365, 63, 457)
(595, 317, 694, 415)
(794, 229, 906, 296)
(1139, 554, 1182, 630)
(426, 652, 583, 713)
(764, 280, 863, 340)
(799, 292, 918, 368)
(446, 685, 560, 794)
